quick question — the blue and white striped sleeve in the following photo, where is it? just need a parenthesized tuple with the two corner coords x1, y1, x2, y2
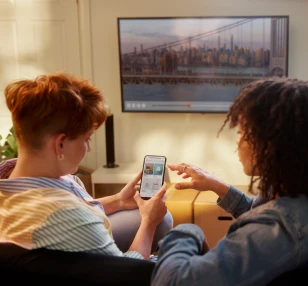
(32, 207, 144, 260)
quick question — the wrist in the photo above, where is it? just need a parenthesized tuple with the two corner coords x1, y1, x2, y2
(211, 180, 230, 199)
(140, 217, 157, 230)
(113, 193, 122, 210)
(98, 194, 122, 215)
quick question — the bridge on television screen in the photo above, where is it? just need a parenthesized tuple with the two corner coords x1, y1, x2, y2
(121, 74, 262, 86)
(121, 17, 288, 78)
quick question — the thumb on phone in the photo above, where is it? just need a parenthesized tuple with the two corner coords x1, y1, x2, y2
(153, 182, 167, 198)
(134, 191, 143, 207)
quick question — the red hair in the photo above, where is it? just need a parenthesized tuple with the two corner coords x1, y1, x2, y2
(5, 73, 107, 149)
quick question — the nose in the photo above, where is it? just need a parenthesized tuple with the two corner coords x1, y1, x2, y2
(236, 136, 240, 145)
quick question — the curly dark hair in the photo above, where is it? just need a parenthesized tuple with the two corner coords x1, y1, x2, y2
(219, 77, 308, 199)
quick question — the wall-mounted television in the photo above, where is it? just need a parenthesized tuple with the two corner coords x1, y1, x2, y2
(117, 16, 289, 113)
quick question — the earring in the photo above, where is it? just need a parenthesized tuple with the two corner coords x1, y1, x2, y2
(57, 154, 64, 161)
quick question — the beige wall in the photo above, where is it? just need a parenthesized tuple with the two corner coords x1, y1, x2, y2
(89, 0, 308, 184)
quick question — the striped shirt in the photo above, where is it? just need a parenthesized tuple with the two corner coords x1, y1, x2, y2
(0, 159, 143, 259)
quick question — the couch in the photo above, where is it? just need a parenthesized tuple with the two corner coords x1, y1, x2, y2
(0, 242, 154, 285)
(1, 242, 307, 285)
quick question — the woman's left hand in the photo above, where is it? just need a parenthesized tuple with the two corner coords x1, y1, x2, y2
(116, 172, 142, 210)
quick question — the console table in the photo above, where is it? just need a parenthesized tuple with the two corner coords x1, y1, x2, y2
(91, 162, 142, 198)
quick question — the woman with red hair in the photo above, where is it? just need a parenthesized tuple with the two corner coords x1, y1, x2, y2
(0, 73, 172, 261)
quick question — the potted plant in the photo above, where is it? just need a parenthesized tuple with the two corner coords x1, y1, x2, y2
(0, 127, 18, 161)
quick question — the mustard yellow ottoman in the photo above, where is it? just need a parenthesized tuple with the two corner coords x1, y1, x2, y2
(194, 191, 234, 249)
(166, 183, 199, 227)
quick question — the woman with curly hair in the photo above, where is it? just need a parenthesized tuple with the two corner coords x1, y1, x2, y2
(151, 77, 308, 285)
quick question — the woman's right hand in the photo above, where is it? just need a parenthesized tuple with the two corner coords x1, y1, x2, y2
(128, 184, 167, 259)
(167, 163, 230, 199)
(134, 183, 167, 227)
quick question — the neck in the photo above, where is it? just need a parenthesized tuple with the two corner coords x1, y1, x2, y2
(9, 150, 61, 179)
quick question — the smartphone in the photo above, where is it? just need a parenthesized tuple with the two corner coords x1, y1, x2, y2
(139, 155, 167, 200)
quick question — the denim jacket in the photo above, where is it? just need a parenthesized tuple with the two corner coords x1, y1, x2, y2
(151, 186, 308, 286)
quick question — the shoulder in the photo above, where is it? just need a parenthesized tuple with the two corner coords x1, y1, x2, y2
(231, 195, 308, 234)
(63, 174, 87, 192)
(70, 174, 86, 188)
(2, 187, 84, 214)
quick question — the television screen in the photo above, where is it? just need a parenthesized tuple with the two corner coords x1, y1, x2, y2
(117, 16, 289, 113)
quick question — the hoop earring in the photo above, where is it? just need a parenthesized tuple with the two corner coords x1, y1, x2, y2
(57, 154, 64, 161)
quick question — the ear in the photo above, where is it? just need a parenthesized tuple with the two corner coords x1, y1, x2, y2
(54, 133, 66, 157)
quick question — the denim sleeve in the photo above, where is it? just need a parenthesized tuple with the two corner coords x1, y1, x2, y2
(151, 224, 205, 286)
(151, 212, 299, 286)
(217, 185, 254, 218)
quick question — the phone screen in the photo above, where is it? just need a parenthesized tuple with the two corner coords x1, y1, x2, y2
(140, 155, 166, 199)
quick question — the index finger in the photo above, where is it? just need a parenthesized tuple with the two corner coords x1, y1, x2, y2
(128, 171, 142, 187)
(167, 163, 187, 172)
(167, 163, 186, 172)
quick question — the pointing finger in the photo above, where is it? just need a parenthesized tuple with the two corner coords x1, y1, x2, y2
(128, 172, 142, 187)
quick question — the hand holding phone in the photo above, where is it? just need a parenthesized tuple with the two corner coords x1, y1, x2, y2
(140, 155, 167, 199)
